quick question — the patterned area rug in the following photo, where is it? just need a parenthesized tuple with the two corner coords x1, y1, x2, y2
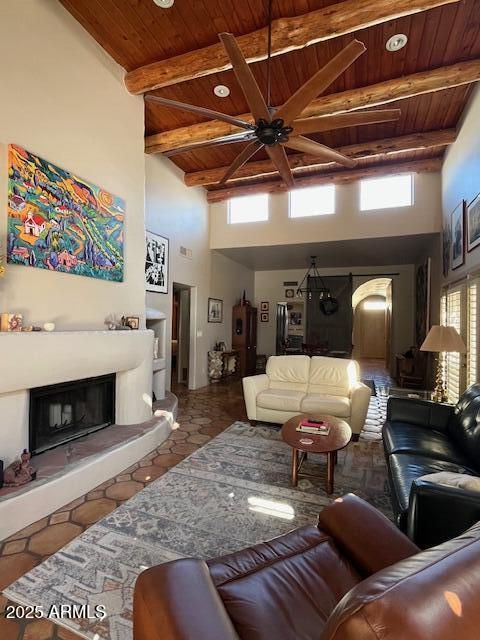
(4, 422, 391, 640)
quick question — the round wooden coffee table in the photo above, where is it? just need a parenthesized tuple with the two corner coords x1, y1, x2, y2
(281, 414, 352, 494)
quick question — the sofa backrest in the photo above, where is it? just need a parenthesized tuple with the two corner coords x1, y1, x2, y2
(266, 355, 310, 391)
(320, 521, 480, 640)
(308, 357, 358, 397)
(448, 383, 480, 470)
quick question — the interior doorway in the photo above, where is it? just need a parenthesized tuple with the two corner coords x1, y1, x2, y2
(352, 278, 393, 366)
(171, 283, 191, 388)
(275, 303, 288, 354)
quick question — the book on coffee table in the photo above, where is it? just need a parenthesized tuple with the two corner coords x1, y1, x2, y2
(296, 418, 331, 436)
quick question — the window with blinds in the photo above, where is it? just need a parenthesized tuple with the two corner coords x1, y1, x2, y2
(468, 280, 479, 388)
(442, 288, 463, 402)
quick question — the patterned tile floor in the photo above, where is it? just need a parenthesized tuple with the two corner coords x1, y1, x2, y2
(0, 359, 390, 640)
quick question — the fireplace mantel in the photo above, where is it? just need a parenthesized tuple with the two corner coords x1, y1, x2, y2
(0, 329, 154, 465)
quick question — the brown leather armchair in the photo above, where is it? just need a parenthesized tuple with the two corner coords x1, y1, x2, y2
(133, 494, 480, 640)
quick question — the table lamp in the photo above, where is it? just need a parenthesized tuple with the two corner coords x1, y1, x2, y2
(420, 325, 466, 402)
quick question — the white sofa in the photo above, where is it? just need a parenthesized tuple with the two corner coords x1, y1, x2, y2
(242, 355, 371, 438)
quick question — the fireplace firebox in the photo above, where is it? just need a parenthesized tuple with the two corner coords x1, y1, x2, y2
(29, 374, 115, 455)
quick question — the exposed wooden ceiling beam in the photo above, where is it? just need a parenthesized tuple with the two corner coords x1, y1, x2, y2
(145, 59, 480, 154)
(125, 0, 461, 94)
(185, 129, 456, 187)
(206, 157, 443, 203)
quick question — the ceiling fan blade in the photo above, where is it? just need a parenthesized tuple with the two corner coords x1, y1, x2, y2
(219, 141, 264, 185)
(276, 40, 366, 125)
(285, 136, 356, 168)
(266, 145, 294, 187)
(145, 95, 255, 130)
(291, 109, 401, 136)
(219, 32, 271, 123)
(164, 132, 255, 157)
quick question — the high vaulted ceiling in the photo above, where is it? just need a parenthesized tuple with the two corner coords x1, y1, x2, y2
(60, 0, 480, 198)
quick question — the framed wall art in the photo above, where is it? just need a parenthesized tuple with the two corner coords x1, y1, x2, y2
(145, 231, 169, 293)
(208, 298, 223, 323)
(260, 301, 269, 311)
(260, 312, 269, 322)
(285, 288, 294, 298)
(467, 193, 480, 252)
(450, 201, 465, 270)
(7, 144, 125, 281)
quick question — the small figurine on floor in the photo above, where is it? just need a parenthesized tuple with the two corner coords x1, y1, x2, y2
(3, 449, 37, 487)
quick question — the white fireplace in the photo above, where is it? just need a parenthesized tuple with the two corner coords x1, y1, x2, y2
(0, 329, 154, 466)
(0, 328, 178, 540)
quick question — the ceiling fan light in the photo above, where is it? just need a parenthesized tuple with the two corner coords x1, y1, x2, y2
(386, 34, 408, 52)
(154, 0, 174, 6)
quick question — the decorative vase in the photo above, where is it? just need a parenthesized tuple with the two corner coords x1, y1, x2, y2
(208, 350, 223, 382)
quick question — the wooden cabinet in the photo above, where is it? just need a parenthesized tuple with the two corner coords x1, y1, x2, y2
(232, 304, 257, 377)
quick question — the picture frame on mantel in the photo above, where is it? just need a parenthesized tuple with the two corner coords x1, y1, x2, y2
(467, 193, 480, 252)
(450, 201, 465, 270)
(145, 231, 169, 294)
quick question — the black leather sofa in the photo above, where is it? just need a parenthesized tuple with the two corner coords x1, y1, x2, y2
(383, 384, 480, 548)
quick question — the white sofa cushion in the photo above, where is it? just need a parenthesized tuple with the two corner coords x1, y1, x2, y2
(300, 393, 351, 417)
(307, 356, 358, 397)
(257, 389, 305, 412)
(266, 355, 310, 392)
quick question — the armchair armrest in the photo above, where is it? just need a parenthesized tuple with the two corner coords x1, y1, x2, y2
(242, 374, 269, 420)
(349, 382, 371, 436)
(408, 474, 480, 549)
(134, 558, 239, 640)
(386, 396, 453, 434)
(318, 493, 418, 577)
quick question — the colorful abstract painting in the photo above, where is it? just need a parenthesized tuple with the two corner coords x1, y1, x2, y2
(7, 144, 124, 281)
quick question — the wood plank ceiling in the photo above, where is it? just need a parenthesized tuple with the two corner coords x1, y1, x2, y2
(60, 0, 480, 196)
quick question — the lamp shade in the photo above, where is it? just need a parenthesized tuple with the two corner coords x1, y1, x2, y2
(420, 325, 466, 353)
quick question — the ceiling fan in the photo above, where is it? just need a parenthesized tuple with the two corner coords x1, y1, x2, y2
(145, 1, 401, 187)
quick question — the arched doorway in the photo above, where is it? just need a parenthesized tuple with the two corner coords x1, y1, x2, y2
(352, 278, 392, 367)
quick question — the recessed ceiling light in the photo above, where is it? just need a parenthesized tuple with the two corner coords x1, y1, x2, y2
(214, 84, 230, 98)
(153, 0, 174, 7)
(386, 34, 408, 52)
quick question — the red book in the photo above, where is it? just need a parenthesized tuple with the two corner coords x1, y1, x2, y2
(301, 419, 330, 430)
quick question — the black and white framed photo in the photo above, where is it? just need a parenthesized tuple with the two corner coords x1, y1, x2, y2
(450, 201, 465, 270)
(208, 298, 223, 323)
(467, 193, 480, 252)
(260, 301, 269, 312)
(145, 231, 169, 293)
(260, 312, 269, 322)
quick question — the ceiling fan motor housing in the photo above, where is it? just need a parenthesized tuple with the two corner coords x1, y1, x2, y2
(255, 118, 293, 146)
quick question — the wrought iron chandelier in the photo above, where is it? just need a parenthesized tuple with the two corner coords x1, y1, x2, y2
(296, 256, 331, 301)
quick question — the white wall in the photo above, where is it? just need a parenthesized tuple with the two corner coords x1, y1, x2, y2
(145, 156, 254, 390)
(0, 0, 145, 329)
(442, 85, 480, 283)
(211, 172, 442, 249)
(254, 265, 415, 358)
(146, 155, 210, 389)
